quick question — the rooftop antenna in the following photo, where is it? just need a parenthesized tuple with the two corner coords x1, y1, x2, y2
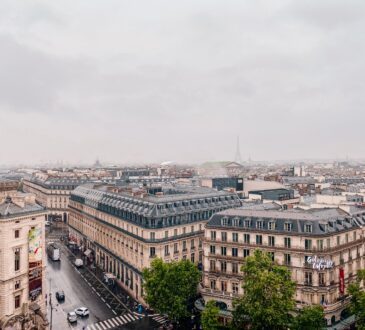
(234, 136, 243, 164)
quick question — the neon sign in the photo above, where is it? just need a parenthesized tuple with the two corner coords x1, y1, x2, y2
(307, 256, 334, 270)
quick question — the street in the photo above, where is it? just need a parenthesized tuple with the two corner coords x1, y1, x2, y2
(46, 226, 167, 330)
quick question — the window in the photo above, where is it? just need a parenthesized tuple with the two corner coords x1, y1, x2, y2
(183, 227, 186, 234)
(268, 252, 275, 261)
(319, 273, 325, 286)
(164, 245, 169, 256)
(244, 234, 250, 244)
(284, 237, 291, 248)
(211, 231, 216, 241)
(232, 282, 239, 294)
(221, 232, 227, 242)
(191, 239, 195, 249)
(284, 254, 291, 265)
(232, 233, 238, 242)
(317, 239, 324, 251)
(256, 221, 263, 229)
(191, 226, 194, 233)
(182, 241, 187, 251)
(164, 231, 168, 238)
(174, 229, 178, 236)
(337, 236, 340, 246)
(221, 247, 227, 256)
(210, 245, 216, 254)
(305, 272, 313, 285)
(232, 263, 239, 274)
(345, 233, 349, 244)
(14, 295, 20, 309)
(221, 281, 227, 292)
(305, 239, 312, 250)
(210, 260, 216, 271)
(14, 248, 20, 271)
(305, 224, 312, 233)
(149, 247, 156, 257)
(268, 236, 275, 247)
(256, 235, 262, 245)
(150, 232, 155, 241)
(268, 222, 276, 230)
(174, 243, 178, 253)
(199, 239, 202, 248)
(327, 238, 331, 249)
(244, 220, 251, 228)
(191, 253, 195, 263)
(14, 280, 20, 290)
(232, 248, 238, 257)
(243, 249, 250, 258)
(284, 223, 292, 232)
(220, 261, 227, 273)
(210, 280, 216, 290)
(14, 230, 20, 239)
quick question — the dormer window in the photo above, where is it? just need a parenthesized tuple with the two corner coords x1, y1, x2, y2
(284, 222, 292, 232)
(305, 224, 312, 233)
(244, 220, 251, 228)
(222, 217, 228, 226)
(268, 221, 276, 230)
(256, 221, 263, 229)
(233, 217, 240, 227)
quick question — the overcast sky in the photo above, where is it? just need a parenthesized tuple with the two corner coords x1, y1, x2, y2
(0, 0, 364, 165)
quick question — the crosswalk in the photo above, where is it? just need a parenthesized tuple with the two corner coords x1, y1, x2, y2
(86, 313, 141, 330)
(152, 314, 169, 325)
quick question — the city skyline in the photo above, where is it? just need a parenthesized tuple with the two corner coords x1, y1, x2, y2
(1, 0, 365, 164)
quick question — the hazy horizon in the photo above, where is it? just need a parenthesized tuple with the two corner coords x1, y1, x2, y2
(1, 0, 365, 164)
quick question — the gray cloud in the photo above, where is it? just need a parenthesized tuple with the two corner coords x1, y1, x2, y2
(0, 0, 365, 165)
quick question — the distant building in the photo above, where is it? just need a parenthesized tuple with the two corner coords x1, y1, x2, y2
(201, 177, 244, 194)
(0, 183, 47, 329)
(248, 188, 294, 201)
(23, 176, 90, 222)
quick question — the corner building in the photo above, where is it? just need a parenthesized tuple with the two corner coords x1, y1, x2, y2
(0, 189, 47, 329)
(68, 184, 241, 302)
(202, 208, 365, 326)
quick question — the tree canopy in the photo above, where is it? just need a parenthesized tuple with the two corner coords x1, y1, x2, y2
(201, 300, 220, 330)
(231, 250, 296, 330)
(142, 258, 200, 321)
(348, 269, 365, 329)
(292, 305, 325, 330)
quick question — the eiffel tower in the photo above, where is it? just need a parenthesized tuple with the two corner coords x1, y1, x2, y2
(234, 136, 243, 164)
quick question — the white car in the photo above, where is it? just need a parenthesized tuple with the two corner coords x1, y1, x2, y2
(67, 311, 77, 323)
(75, 307, 89, 317)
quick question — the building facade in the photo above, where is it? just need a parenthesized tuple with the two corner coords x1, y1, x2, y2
(0, 189, 47, 329)
(23, 177, 89, 222)
(201, 207, 365, 326)
(68, 184, 241, 303)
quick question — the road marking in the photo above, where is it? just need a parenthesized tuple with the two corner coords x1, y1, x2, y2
(109, 318, 118, 327)
(104, 319, 113, 328)
(112, 310, 116, 315)
(88, 325, 96, 330)
(98, 322, 107, 330)
(113, 317, 122, 325)
(93, 323, 103, 330)
(118, 315, 127, 323)
(92, 287, 96, 291)
(106, 303, 111, 308)
(124, 314, 133, 322)
(116, 316, 126, 324)
(96, 292, 101, 296)
(87, 282, 92, 287)
(101, 297, 105, 302)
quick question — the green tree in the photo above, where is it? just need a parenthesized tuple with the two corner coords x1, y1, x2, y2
(348, 269, 365, 329)
(142, 258, 200, 321)
(293, 305, 325, 330)
(231, 250, 296, 330)
(201, 300, 220, 330)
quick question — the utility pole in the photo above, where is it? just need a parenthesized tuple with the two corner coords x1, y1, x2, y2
(49, 278, 53, 330)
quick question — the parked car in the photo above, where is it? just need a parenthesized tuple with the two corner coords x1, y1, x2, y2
(74, 259, 83, 268)
(55, 290, 65, 301)
(75, 307, 89, 317)
(67, 311, 77, 323)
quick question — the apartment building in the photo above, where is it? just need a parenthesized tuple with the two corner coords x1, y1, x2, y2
(23, 177, 89, 222)
(0, 186, 47, 329)
(68, 184, 241, 302)
(202, 207, 365, 326)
